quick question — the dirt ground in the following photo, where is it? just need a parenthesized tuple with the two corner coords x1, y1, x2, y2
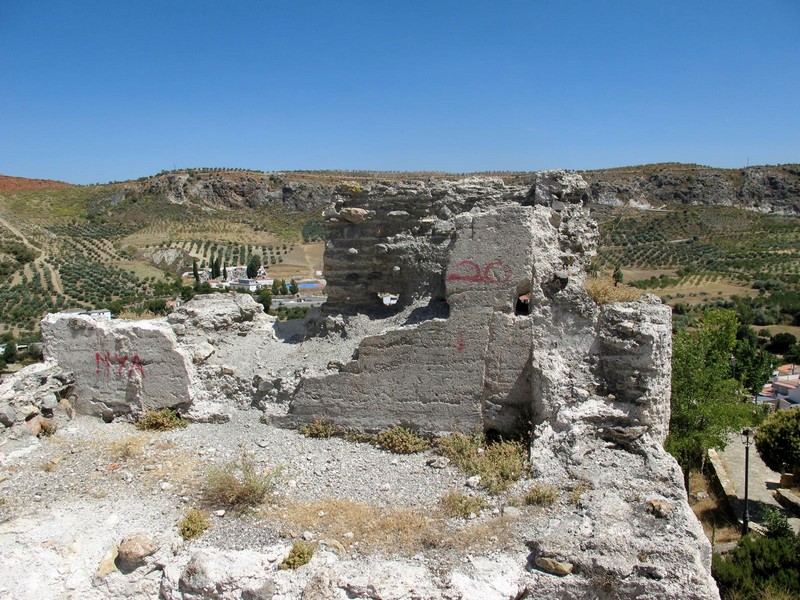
(688, 471, 741, 546)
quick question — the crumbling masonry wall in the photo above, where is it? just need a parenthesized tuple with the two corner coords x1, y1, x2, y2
(40, 314, 195, 420)
(289, 172, 672, 445)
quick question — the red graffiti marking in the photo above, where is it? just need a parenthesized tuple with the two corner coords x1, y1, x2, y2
(95, 351, 145, 379)
(447, 260, 483, 282)
(457, 332, 465, 353)
(447, 260, 512, 284)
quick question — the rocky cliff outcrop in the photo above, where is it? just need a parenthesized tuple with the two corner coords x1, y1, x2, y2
(582, 163, 800, 213)
(89, 163, 800, 221)
(115, 171, 332, 212)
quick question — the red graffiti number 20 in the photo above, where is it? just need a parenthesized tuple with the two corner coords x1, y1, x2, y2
(447, 260, 512, 284)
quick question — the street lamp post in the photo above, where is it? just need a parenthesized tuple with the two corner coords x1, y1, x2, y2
(741, 428, 754, 535)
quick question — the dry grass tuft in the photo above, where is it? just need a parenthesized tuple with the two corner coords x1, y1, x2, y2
(440, 491, 485, 518)
(585, 277, 644, 305)
(524, 483, 559, 507)
(39, 419, 57, 437)
(442, 517, 516, 553)
(436, 432, 529, 494)
(570, 480, 593, 505)
(204, 452, 276, 512)
(108, 434, 148, 461)
(178, 508, 211, 540)
(274, 499, 442, 555)
(135, 408, 186, 431)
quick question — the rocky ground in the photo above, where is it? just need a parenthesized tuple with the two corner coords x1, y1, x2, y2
(0, 406, 553, 599)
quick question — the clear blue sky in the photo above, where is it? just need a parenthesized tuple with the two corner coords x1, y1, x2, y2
(1, 0, 798, 184)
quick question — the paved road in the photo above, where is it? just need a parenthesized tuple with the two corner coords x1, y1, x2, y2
(719, 436, 800, 533)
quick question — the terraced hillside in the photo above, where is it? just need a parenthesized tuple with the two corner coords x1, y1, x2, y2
(594, 204, 800, 337)
(0, 173, 326, 334)
(1, 166, 799, 336)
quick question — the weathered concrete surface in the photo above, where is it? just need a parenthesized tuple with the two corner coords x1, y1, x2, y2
(40, 313, 195, 419)
(291, 204, 538, 434)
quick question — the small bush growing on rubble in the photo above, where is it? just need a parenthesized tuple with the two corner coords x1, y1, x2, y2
(299, 419, 337, 439)
(440, 491, 485, 518)
(437, 431, 529, 494)
(38, 418, 57, 437)
(585, 277, 644, 305)
(178, 508, 211, 540)
(279, 541, 315, 570)
(204, 452, 274, 512)
(524, 483, 558, 507)
(374, 426, 430, 454)
(134, 408, 187, 431)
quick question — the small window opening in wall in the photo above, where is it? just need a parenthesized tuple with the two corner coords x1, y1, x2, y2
(515, 294, 530, 316)
(378, 292, 400, 306)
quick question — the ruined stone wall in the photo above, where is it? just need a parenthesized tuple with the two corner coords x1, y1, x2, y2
(321, 178, 528, 311)
(289, 171, 674, 444)
(40, 314, 195, 420)
(293, 203, 538, 434)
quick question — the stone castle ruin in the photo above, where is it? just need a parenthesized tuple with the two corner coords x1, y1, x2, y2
(0, 171, 720, 598)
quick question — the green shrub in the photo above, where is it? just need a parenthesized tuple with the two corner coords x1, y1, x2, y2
(524, 483, 558, 507)
(178, 508, 210, 540)
(279, 541, 315, 570)
(134, 408, 187, 431)
(374, 426, 429, 454)
(713, 509, 800, 599)
(299, 419, 337, 439)
(204, 452, 274, 512)
(437, 432, 529, 494)
(755, 410, 800, 474)
(440, 491, 485, 518)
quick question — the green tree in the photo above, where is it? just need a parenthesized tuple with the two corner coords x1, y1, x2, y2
(784, 344, 800, 364)
(180, 286, 196, 301)
(222, 263, 227, 280)
(271, 279, 280, 295)
(246, 254, 261, 279)
(733, 331, 776, 397)
(767, 332, 797, 354)
(192, 259, 200, 284)
(257, 288, 272, 311)
(2, 337, 17, 364)
(289, 279, 299, 295)
(755, 409, 800, 474)
(666, 309, 755, 488)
